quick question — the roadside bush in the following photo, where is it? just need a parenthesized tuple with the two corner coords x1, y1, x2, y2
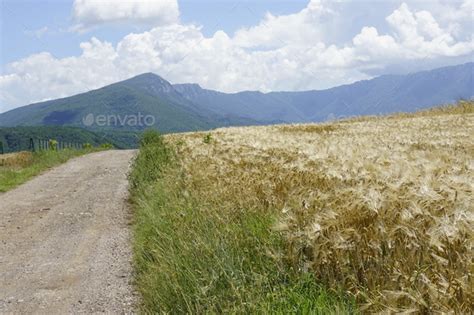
(48, 139, 58, 151)
(129, 130, 172, 189)
(100, 143, 114, 149)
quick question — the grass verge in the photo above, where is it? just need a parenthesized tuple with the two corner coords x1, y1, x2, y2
(129, 130, 356, 313)
(0, 148, 99, 192)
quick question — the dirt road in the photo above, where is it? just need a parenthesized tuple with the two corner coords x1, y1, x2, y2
(0, 150, 137, 314)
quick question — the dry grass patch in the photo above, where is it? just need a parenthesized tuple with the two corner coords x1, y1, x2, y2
(166, 101, 473, 312)
(279, 124, 339, 134)
(0, 152, 33, 167)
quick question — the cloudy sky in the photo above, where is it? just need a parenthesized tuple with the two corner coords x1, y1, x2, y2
(0, 0, 473, 113)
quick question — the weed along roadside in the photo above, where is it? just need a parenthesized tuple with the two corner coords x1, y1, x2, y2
(129, 130, 355, 313)
(0, 140, 114, 192)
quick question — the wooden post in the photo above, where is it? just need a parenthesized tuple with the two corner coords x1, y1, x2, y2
(29, 138, 35, 152)
(0, 141, 3, 155)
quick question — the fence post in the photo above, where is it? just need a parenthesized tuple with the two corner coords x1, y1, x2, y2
(29, 138, 35, 152)
(0, 141, 3, 155)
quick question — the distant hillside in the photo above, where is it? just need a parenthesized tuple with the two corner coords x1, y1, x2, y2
(0, 74, 256, 132)
(0, 126, 139, 152)
(175, 62, 474, 122)
(0, 62, 472, 130)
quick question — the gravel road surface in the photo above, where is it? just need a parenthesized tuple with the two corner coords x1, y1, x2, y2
(0, 150, 137, 314)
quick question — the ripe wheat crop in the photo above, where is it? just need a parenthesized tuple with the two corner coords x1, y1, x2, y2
(166, 101, 473, 312)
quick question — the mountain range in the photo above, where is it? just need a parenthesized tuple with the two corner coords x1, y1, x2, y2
(0, 62, 472, 132)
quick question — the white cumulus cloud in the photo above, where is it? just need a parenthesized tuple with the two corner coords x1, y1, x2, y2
(233, 0, 334, 49)
(71, 0, 179, 32)
(385, 3, 473, 57)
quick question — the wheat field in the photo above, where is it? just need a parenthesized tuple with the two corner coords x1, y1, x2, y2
(166, 102, 473, 313)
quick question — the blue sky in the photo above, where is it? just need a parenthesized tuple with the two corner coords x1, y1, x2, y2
(0, 0, 473, 112)
(1, 1, 309, 65)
